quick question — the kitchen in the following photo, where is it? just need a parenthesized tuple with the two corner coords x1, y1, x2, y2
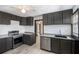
(0, 5, 78, 54)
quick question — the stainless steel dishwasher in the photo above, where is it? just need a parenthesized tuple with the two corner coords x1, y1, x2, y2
(40, 36, 51, 51)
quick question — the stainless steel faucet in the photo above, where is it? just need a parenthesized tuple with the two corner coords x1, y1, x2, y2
(59, 29, 61, 35)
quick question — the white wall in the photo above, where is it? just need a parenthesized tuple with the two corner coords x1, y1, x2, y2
(44, 25, 71, 35)
(0, 20, 34, 35)
(73, 5, 79, 13)
(24, 26, 34, 32)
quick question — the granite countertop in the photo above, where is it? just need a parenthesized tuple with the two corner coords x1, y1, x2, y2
(40, 34, 75, 40)
(24, 32, 34, 35)
(0, 34, 12, 39)
(0, 32, 34, 39)
(0, 33, 23, 39)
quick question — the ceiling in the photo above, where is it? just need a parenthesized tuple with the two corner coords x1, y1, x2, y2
(0, 5, 74, 17)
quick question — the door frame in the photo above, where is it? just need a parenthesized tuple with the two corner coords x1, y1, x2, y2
(34, 20, 44, 41)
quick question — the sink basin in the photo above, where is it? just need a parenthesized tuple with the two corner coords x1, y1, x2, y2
(55, 35, 67, 38)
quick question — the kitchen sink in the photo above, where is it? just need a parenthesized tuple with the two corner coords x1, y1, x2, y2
(55, 35, 67, 38)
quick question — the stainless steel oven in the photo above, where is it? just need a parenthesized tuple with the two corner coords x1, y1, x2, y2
(8, 31, 23, 48)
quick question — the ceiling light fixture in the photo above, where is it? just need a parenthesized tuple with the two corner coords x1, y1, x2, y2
(16, 5, 32, 13)
(21, 8, 26, 13)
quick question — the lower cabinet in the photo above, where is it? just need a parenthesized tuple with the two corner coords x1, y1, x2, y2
(23, 34, 35, 45)
(51, 38, 60, 53)
(0, 38, 6, 53)
(51, 38, 72, 54)
(6, 37, 13, 50)
(60, 39, 72, 54)
(0, 37, 12, 53)
(72, 40, 79, 54)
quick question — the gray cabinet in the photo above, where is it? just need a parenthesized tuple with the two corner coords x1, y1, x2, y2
(43, 13, 54, 25)
(0, 12, 11, 25)
(62, 9, 72, 24)
(0, 11, 22, 25)
(20, 17, 33, 26)
(20, 17, 27, 25)
(43, 11, 63, 25)
(6, 37, 12, 50)
(0, 37, 12, 53)
(43, 9, 72, 25)
(47, 13, 54, 25)
(60, 39, 72, 54)
(51, 38, 60, 53)
(53, 11, 63, 24)
(72, 40, 79, 54)
(0, 38, 6, 53)
(11, 15, 17, 20)
(51, 38, 72, 54)
(43, 14, 48, 25)
(16, 16, 21, 21)
(23, 33, 35, 45)
(26, 17, 33, 25)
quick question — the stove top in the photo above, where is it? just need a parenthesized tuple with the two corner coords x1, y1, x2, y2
(8, 30, 19, 36)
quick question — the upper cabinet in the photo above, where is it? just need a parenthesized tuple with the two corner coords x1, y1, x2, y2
(0, 11, 24, 25)
(43, 14, 48, 25)
(53, 11, 63, 24)
(43, 9, 72, 25)
(26, 17, 33, 25)
(0, 12, 11, 25)
(20, 17, 33, 26)
(16, 16, 21, 21)
(43, 13, 54, 25)
(11, 15, 21, 21)
(11, 15, 17, 20)
(62, 9, 72, 24)
(0, 9, 72, 25)
(20, 17, 27, 25)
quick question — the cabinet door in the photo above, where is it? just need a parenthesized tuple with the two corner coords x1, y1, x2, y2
(51, 38, 60, 53)
(63, 9, 72, 24)
(53, 11, 63, 24)
(43, 13, 54, 25)
(0, 12, 10, 25)
(30, 17, 33, 25)
(6, 37, 12, 50)
(23, 34, 35, 45)
(23, 35, 31, 44)
(20, 17, 27, 25)
(11, 15, 17, 20)
(51, 13, 54, 24)
(26, 17, 33, 25)
(47, 13, 53, 25)
(60, 39, 72, 54)
(16, 16, 21, 21)
(7, 14, 12, 20)
(72, 40, 79, 54)
(43, 14, 48, 25)
(0, 38, 6, 53)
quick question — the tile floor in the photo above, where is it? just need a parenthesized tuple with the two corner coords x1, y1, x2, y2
(3, 44, 54, 54)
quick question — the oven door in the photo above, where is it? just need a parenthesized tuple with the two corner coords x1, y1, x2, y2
(12, 35, 23, 48)
(14, 37, 22, 44)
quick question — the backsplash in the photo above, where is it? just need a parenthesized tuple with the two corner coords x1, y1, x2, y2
(0, 20, 34, 35)
(44, 25, 71, 35)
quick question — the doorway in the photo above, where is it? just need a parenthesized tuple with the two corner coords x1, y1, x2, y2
(35, 20, 44, 48)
